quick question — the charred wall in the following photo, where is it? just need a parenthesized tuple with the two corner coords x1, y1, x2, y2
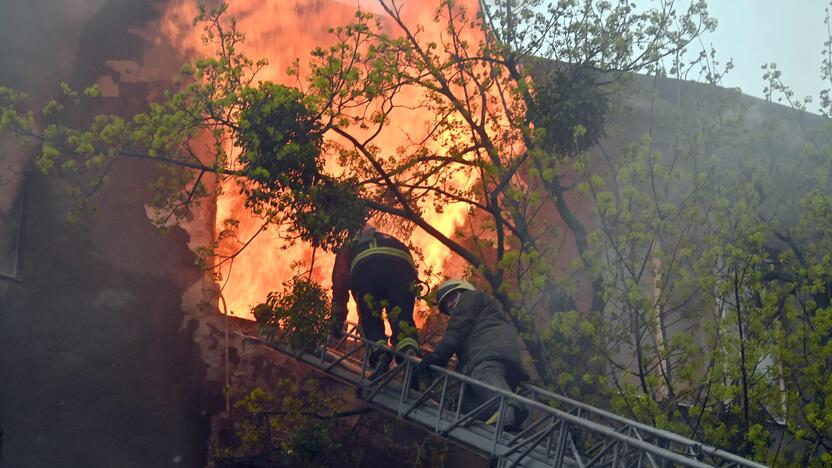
(0, 1, 219, 466)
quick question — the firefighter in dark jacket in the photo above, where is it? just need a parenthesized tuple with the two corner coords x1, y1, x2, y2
(331, 227, 420, 377)
(419, 279, 530, 430)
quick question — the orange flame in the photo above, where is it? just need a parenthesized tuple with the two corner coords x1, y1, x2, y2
(160, 0, 482, 321)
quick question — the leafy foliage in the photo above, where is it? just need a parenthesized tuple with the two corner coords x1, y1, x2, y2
(211, 381, 451, 467)
(0, 0, 717, 385)
(16, 0, 832, 464)
(211, 382, 340, 466)
(235, 81, 368, 248)
(529, 66, 609, 156)
(254, 277, 332, 353)
(236, 83, 322, 191)
(549, 52, 832, 462)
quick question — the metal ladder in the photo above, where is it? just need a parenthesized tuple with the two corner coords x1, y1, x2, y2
(236, 323, 766, 468)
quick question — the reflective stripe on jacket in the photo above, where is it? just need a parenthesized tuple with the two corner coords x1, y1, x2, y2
(349, 234, 415, 272)
(331, 232, 415, 319)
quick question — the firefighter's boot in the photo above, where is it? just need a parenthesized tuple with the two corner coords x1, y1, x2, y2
(368, 351, 392, 382)
(486, 404, 527, 433)
(396, 338, 421, 390)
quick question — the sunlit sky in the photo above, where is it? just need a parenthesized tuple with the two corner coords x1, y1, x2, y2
(660, 0, 828, 109)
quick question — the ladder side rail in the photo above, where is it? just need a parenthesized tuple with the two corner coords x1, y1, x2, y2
(317, 334, 673, 466)
(416, 360, 714, 468)
(313, 345, 699, 467)
(237, 326, 762, 468)
(520, 383, 767, 468)
(522, 382, 700, 444)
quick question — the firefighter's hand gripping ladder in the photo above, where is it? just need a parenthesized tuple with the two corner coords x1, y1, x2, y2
(236, 323, 766, 468)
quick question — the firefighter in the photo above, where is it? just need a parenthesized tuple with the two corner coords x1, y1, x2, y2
(331, 226, 420, 378)
(419, 279, 530, 431)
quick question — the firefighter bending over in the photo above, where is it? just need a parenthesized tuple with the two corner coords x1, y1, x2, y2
(331, 226, 420, 378)
(419, 279, 530, 432)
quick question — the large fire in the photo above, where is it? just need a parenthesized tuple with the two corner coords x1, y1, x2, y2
(159, 0, 482, 321)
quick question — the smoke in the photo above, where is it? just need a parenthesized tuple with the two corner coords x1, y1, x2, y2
(0, 1, 107, 277)
(0, 0, 111, 208)
(0, 0, 108, 90)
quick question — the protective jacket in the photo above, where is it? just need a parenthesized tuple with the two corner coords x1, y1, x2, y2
(433, 290, 530, 383)
(331, 231, 416, 321)
(331, 230, 419, 354)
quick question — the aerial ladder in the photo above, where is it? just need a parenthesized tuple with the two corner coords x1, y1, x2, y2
(236, 323, 766, 468)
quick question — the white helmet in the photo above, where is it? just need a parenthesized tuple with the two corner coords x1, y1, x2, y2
(435, 279, 476, 315)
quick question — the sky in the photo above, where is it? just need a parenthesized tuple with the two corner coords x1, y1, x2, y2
(639, 0, 828, 109)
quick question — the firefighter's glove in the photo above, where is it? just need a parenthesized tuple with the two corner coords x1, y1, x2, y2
(418, 353, 440, 376)
(330, 321, 345, 339)
(418, 345, 452, 376)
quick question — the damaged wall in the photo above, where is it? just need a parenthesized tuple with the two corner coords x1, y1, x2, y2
(0, 1, 220, 466)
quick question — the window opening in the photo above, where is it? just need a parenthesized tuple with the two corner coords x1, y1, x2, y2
(0, 175, 24, 281)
